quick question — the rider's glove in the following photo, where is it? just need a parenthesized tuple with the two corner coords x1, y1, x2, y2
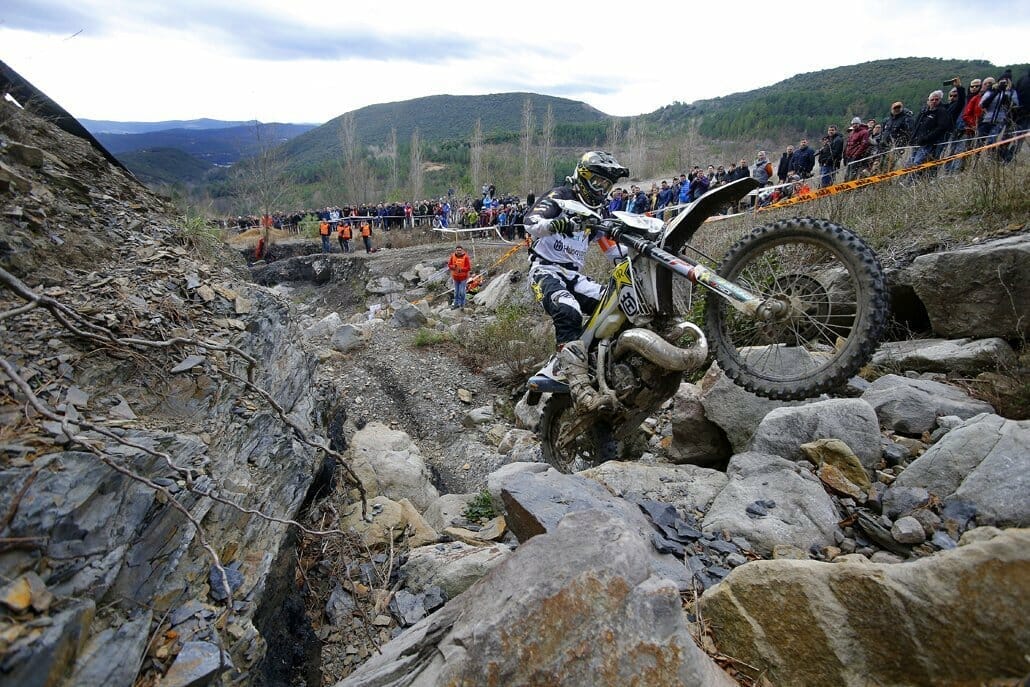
(550, 215, 577, 237)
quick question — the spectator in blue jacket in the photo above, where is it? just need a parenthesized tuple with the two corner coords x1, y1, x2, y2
(790, 139, 816, 178)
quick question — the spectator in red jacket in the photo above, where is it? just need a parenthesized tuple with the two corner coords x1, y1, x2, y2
(844, 117, 871, 180)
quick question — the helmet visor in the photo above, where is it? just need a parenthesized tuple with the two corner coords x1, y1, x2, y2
(587, 173, 613, 195)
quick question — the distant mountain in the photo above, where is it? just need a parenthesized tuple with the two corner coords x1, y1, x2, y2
(96, 123, 318, 166)
(80, 118, 263, 135)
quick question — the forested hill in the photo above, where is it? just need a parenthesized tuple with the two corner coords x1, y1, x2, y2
(647, 57, 1030, 139)
(281, 93, 609, 169)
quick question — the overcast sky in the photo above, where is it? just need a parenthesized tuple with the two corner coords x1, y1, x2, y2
(3, 0, 1027, 124)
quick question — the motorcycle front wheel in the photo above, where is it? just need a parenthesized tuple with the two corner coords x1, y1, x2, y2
(704, 217, 888, 400)
(539, 394, 621, 473)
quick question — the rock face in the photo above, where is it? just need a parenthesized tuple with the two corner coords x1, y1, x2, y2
(907, 234, 1030, 339)
(338, 511, 735, 687)
(0, 100, 330, 685)
(699, 528, 1030, 686)
(699, 364, 806, 452)
(893, 413, 1030, 526)
(579, 461, 728, 515)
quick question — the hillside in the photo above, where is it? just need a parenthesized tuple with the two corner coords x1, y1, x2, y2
(2, 79, 1028, 687)
(118, 147, 215, 185)
(649, 57, 1030, 139)
(280, 92, 609, 170)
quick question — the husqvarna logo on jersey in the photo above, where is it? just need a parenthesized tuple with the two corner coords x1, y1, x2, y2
(554, 239, 565, 251)
(619, 285, 640, 316)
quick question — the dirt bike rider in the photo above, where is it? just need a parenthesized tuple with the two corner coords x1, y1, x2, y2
(525, 150, 629, 412)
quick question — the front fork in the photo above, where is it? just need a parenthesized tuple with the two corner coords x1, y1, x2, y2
(617, 233, 784, 319)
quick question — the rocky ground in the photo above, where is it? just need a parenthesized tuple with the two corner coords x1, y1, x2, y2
(2, 94, 1028, 687)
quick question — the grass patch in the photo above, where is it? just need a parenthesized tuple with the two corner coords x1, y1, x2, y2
(413, 328, 452, 347)
(175, 209, 225, 259)
(461, 303, 554, 379)
(461, 489, 498, 524)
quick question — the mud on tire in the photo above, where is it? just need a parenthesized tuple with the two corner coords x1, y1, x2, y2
(539, 394, 621, 473)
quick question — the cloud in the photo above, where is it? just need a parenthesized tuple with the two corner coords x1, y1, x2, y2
(1, 0, 104, 35)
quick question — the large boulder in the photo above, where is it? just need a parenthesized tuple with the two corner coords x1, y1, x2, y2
(338, 511, 736, 687)
(579, 461, 728, 515)
(347, 423, 440, 511)
(907, 234, 1030, 339)
(748, 398, 881, 471)
(399, 542, 510, 599)
(699, 528, 1030, 686)
(496, 467, 691, 587)
(871, 337, 1017, 376)
(893, 413, 1030, 526)
(702, 452, 840, 556)
(861, 374, 994, 435)
(667, 382, 731, 466)
(699, 364, 808, 452)
(471, 269, 533, 310)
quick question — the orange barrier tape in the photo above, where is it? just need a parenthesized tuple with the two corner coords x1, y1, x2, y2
(756, 131, 1030, 212)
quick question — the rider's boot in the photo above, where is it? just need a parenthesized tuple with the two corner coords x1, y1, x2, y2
(557, 341, 611, 413)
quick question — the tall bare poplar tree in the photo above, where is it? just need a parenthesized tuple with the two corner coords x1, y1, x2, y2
(409, 128, 424, 201)
(520, 97, 535, 193)
(626, 118, 647, 178)
(339, 113, 360, 200)
(387, 127, 398, 193)
(470, 118, 483, 193)
(605, 117, 622, 152)
(234, 123, 286, 246)
(540, 104, 555, 191)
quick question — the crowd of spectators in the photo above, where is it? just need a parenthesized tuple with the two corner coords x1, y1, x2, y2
(235, 68, 1027, 233)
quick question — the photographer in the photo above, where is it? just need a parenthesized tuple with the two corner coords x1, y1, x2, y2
(978, 76, 1020, 148)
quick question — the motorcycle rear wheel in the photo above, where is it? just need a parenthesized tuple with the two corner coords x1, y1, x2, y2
(539, 394, 621, 473)
(704, 217, 888, 400)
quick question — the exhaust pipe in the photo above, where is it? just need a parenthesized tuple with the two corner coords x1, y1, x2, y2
(613, 323, 709, 372)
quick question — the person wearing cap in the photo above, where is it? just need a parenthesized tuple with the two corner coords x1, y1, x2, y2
(881, 101, 915, 171)
(844, 117, 871, 181)
(909, 90, 954, 169)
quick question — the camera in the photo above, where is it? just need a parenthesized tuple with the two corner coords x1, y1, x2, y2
(942, 80, 953, 86)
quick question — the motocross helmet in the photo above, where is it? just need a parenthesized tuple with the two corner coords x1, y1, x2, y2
(572, 151, 629, 208)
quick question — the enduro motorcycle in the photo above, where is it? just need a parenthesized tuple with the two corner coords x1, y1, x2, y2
(526, 177, 889, 472)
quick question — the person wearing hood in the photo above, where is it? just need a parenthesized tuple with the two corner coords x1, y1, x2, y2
(844, 117, 871, 180)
